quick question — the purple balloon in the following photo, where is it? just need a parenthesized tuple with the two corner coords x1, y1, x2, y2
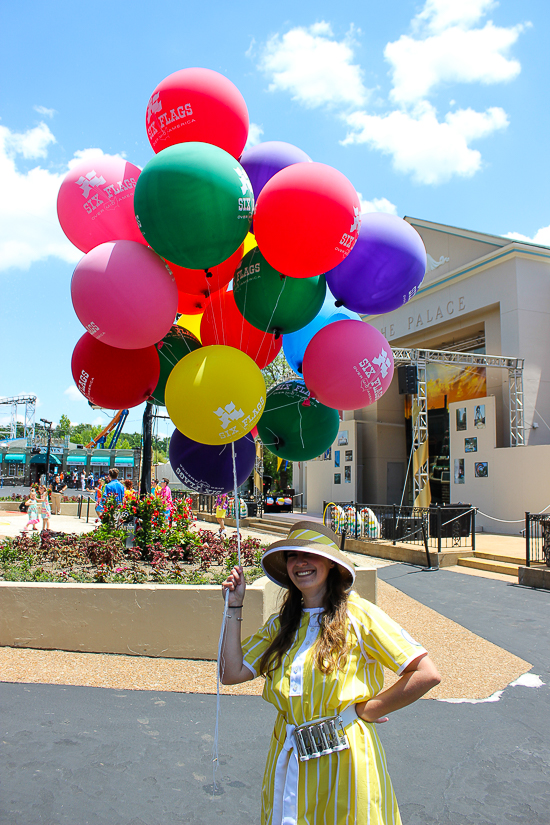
(325, 213, 427, 315)
(240, 141, 312, 203)
(169, 429, 255, 495)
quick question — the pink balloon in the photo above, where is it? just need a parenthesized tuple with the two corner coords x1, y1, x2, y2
(71, 241, 178, 349)
(57, 156, 146, 253)
(71, 333, 160, 410)
(302, 320, 394, 410)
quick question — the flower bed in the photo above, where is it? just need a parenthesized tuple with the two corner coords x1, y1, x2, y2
(0, 493, 266, 585)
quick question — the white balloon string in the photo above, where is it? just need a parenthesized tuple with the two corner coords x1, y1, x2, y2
(212, 587, 229, 791)
(231, 439, 242, 566)
(254, 276, 288, 363)
(297, 399, 305, 449)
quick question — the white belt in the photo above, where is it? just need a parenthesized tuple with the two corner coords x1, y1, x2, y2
(271, 705, 359, 825)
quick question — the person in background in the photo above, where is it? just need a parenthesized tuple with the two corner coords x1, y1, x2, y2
(88, 470, 95, 490)
(94, 477, 105, 522)
(80, 470, 86, 491)
(103, 468, 124, 504)
(50, 474, 67, 515)
(39, 484, 51, 531)
(123, 479, 137, 500)
(215, 493, 228, 535)
(22, 489, 40, 532)
(157, 478, 173, 522)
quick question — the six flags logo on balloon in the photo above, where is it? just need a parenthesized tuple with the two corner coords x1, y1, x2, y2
(57, 65, 427, 490)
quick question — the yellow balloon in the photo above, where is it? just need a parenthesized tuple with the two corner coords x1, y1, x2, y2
(243, 232, 257, 256)
(165, 345, 266, 445)
(176, 312, 202, 341)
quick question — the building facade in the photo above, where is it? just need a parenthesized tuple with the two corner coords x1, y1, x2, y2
(0, 435, 141, 488)
(297, 218, 550, 532)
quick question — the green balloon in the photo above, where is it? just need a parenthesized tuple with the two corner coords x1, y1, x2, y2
(233, 247, 326, 336)
(257, 380, 339, 462)
(134, 142, 254, 270)
(151, 325, 202, 406)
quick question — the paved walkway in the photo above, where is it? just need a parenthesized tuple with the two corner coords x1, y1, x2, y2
(1, 564, 548, 824)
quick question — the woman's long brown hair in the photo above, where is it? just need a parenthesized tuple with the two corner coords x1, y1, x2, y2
(259, 566, 350, 677)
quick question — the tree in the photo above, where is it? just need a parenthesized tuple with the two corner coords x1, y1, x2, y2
(57, 414, 72, 437)
(262, 446, 292, 491)
(261, 351, 298, 391)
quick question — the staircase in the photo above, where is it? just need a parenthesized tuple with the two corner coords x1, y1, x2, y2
(246, 517, 296, 537)
(457, 551, 525, 577)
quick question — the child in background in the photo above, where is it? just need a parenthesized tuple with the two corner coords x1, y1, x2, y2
(22, 489, 40, 532)
(39, 485, 51, 531)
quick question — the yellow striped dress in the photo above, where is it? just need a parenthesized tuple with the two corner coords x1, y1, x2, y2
(241, 591, 427, 825)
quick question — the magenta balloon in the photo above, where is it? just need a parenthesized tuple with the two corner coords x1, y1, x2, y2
(326, 213, 427, 315)
(57, 156, 146, 253)
(240, 141, 312, 202)
(71, 241, 178, 349)
(302, 320, 394, 410)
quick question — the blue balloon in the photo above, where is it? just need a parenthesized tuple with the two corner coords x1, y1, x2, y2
(282, 289, 361, 374)
(168, 429, 255, 495)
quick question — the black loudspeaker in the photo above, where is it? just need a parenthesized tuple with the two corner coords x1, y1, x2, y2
(397, 365, 418, 395)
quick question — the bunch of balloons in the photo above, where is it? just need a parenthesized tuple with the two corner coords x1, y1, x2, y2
(58, 65, 427, 488)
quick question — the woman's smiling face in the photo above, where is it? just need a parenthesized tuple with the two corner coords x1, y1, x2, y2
(286, 550, 334, 605)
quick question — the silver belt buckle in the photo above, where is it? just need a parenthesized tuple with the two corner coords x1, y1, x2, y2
(292, 715, 350, 761)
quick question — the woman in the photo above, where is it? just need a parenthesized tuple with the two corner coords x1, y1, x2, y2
(215, 493, 228, 535)
(221, 521, 440, 825)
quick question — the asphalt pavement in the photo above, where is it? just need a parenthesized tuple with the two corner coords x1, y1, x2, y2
(1, 565, 549, 824)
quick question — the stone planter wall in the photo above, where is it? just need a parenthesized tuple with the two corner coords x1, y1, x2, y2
(0, 569, 377, 659)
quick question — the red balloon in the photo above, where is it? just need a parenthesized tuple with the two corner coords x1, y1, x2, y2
(254, 163, 361, 278)
(57, 155, 146, 253)
(71, 334, 160, 409)
(146, 68, 249, 159)
(177, 290, 209, 315)
(200, 289, 281, 369)
(168, 243, 243, 296)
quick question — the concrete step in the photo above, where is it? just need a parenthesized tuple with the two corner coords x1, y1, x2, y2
(457, 557, 520, 576)
(472, 551, 525, 565)
(246, 519, 290, 536)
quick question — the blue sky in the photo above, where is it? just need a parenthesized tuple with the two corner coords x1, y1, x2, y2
(1, 0, 548, 439)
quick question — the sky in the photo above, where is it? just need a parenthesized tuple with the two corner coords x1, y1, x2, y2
(1, 0, 549, 440)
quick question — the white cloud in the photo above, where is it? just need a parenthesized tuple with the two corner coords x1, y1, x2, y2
(257, 3, 525, 186)
(414, 0, 497, 33)
(3, 122, 56, 159)
(259, 22, 368, 108)
(342, 101, 508, 185)
(34, 105, 56, 119)
(504, 227, 550, 247)
(356, 193, 398, 215)
(64, 386, 86, 402)
(245, 122, 264, 148)
(0, 127, 128, 273)
(386, 21, 524, 106)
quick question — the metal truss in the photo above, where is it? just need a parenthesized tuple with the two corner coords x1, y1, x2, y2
(392, 348, 525, 502)
(412, 358, 429, 503)
(508, 369, 525, 446)
(0, 395, 37, 440)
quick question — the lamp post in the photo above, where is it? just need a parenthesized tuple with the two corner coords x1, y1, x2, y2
(40, 419, 52, 485)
